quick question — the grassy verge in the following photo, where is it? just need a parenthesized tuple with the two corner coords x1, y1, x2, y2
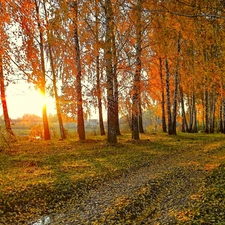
(1, 133, 225, 224)
(190, 164, 225, 224)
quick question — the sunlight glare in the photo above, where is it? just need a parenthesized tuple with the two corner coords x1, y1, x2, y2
(6, 83, 56, 119)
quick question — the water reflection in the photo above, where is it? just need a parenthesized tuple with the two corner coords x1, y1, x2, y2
(32, 216, 51, 225)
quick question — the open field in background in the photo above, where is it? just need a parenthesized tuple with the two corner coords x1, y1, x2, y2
(8, 117, 157, 140)
(12, 125, 77, 140)
(10, 124, 112, 140)
(0, 133, 225, 224)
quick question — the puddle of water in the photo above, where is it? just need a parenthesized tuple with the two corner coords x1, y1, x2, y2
(32, 216, 51, 225)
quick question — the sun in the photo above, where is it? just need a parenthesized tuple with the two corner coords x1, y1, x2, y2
(33, 90, 47, 106)
(24, 90, 47, 116)
(7, 83, 56, 119)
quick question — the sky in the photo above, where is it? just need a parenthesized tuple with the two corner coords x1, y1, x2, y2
(2, 82, 100, 120)
(2, 82, 56, 119)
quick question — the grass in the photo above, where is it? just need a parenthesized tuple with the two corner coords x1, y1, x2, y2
(1, 132, 225, 224)
(190, 164, 225, 224)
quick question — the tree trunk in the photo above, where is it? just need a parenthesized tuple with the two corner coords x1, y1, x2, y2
(193, 105, 198, 133)
(220, 99, 223, 133)
(165, 58, 173, 135)
(50, 51, 66, 140)
(137, 0, 144, 135)
(210, 91, 216, 133)
(132, 0, 143, 140)
(132, 90, 139, 140)
(188, 94, 194, 132)
(0, 55, 16, 139)
(189, 93, 198, 133)
(219, 105, 223, 132)
(96, 54, 105, 136)
(180, 86, 188, 132)
(204, 90, 210, 133)
(200, 96, 204, 131)
(159, 58, 167, 132)
(172, 36, 180, 135)
(105, 0, 117, 143)
(139, 99, 145, 133)
(223, 99, 225, 134)
(35, 0, 50, 140)
(43, 2, 66, 140)
(111, 18, 121, 136)
(114, 76, 121, 135)
(192, 94, 198, 133)
(94, 1, 105, 136)
(73, 0, 85, 141)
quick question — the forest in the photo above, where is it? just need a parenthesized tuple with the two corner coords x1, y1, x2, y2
(2, 1, 225, 224)
(1, 0, 225, 143)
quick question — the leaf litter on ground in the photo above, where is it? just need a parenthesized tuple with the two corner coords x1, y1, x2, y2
(1, 133, 225, 224)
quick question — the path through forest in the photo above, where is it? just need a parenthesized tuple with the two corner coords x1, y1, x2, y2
(33, 141, 224, 225)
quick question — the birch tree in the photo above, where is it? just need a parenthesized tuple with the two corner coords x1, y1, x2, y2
(104, 0, 117, 143)
(69, 0, 86, 140)
(0, 1, 16, 140)
(43, 0, 66, 139)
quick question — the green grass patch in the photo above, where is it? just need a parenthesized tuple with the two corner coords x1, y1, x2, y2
(191, 164, 225, 224)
